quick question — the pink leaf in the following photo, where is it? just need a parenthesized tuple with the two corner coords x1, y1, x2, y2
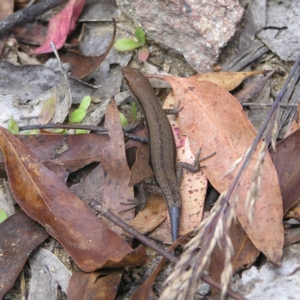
(138, 46, 149, 62)
(32, 0, 86, 55)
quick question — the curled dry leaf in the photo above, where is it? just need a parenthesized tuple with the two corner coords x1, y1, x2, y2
(191, 70, 267, 91)
(151, 74, 283, 264)
(0, 127, 147, 272)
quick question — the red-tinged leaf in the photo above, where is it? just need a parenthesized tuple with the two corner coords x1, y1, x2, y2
(32, 0, 87, 55)
(0, 127, 147, 272)
(151, 75, 283, 264)
(0, 212, 49, 298)
(67, 270, 121, 300)
(138, 46, 150, 62)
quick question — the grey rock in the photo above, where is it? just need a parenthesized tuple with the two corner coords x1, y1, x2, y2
(117, 0, 244, 72)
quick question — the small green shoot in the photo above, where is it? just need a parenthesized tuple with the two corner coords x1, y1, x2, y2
(79, 96, 91, 111)
(135, 28, 146, 46)
(0, 209, 8, 223)
(69, 109, 86, 123)
(8, 118, 19, 134)
(114, 28, 149, 62)
(115, 39, 140, 51)
(69, 95, 92, 124)
(120, 112, 129, 127)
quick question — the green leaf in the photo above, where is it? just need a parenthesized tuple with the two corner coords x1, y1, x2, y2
(114, 39, 140, 51)
(8, 118, 19, 135)
(75, 129, 88, 134)
(132, 102, 137, 122)
(69, 109, 86, 123)
(0, 210, 8, 223)
(120, 112, 129, 127)
(135, 28, 146, 46)
(79, 96, 91, 111)
(23, 130, 39, 135)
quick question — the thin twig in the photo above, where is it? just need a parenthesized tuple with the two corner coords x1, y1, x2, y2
(89, 200, 246, 300)
(0, 0, 67, 38)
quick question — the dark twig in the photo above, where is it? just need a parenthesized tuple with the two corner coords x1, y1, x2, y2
(0, 0, 67, 38)
(89, 200, 246, 300)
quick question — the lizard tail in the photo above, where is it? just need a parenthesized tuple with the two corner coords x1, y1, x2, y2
(169, 207, 181, 241)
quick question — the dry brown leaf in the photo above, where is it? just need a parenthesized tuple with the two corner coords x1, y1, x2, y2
(0, 211, 49, 298)
(191, 70, 266, 91)
(101, 98, 135, 235)
(151, 75, 283, 264)
(270, 129, 300, 214)
(128, 195, 167, 234)
(67, 269, 122, 300)
(0, 127, 147, 272)
(209, 218, 259, 290)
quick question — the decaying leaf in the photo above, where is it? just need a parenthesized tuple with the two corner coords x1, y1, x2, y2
(0, 211, 49, 299)
(0, 127, 147, 272)
(151, 74, 283, 264)
(38, 96, 57, 124)
(191, 70, 267, 91)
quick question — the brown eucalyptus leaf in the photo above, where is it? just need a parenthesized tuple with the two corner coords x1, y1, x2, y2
(191, 70, 267, 91)
(67, 269, 122, 300)
(0, 134, 108, 176)
(0, 211, 49, 299)
(0, 127, 147, 272)
(151, 75, 283, 264)
(128, 195, 167, 234)
(270, 129, 300, 214)
(101, 98, 135, 235)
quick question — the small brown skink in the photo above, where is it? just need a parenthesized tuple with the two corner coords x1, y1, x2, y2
(122, 67, 203, 241)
